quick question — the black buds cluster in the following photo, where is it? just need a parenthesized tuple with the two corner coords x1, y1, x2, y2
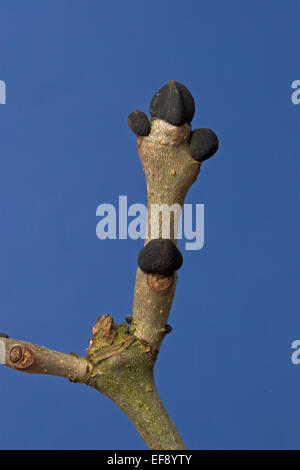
(128, 80, 219, 163)
(128, 110, 151, 136)
(189, 128, 219, 163)
(150, 80, 195, 127)
(138, 239, 183, 275)
(0, 333, 9, 338)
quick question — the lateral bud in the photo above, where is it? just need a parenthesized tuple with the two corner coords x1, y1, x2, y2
(128, 110, 151, 136)
(189, 128, 219, 162)
(138, 238, 183, 275)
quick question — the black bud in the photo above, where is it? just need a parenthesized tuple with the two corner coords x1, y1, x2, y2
(165, 324, 172, 334)
(138, 239, 183, 275)
(128, 110, 151, 136)
(125, 315, 133, 324)
(189, 128, 219, 162)
(150, 80, 195, 127)
(175, 82, 195, 123)
(0, 333, 9, 338)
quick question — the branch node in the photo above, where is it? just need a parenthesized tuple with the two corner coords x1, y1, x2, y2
(9, 344, 34, 369)
(147, 273, 175, 294)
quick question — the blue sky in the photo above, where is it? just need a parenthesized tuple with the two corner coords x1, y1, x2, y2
(0, 0, 299, 450)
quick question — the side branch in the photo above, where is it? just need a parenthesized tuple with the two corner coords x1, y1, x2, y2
(0, 337, 92, 383)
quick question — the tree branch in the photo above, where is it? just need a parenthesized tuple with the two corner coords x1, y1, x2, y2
(0, 337, 92, 383)
(1, 80, 218, 450)
(87, 322, 186, 450)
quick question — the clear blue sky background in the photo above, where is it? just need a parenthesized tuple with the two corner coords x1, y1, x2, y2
(0, 0, 299, 450)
